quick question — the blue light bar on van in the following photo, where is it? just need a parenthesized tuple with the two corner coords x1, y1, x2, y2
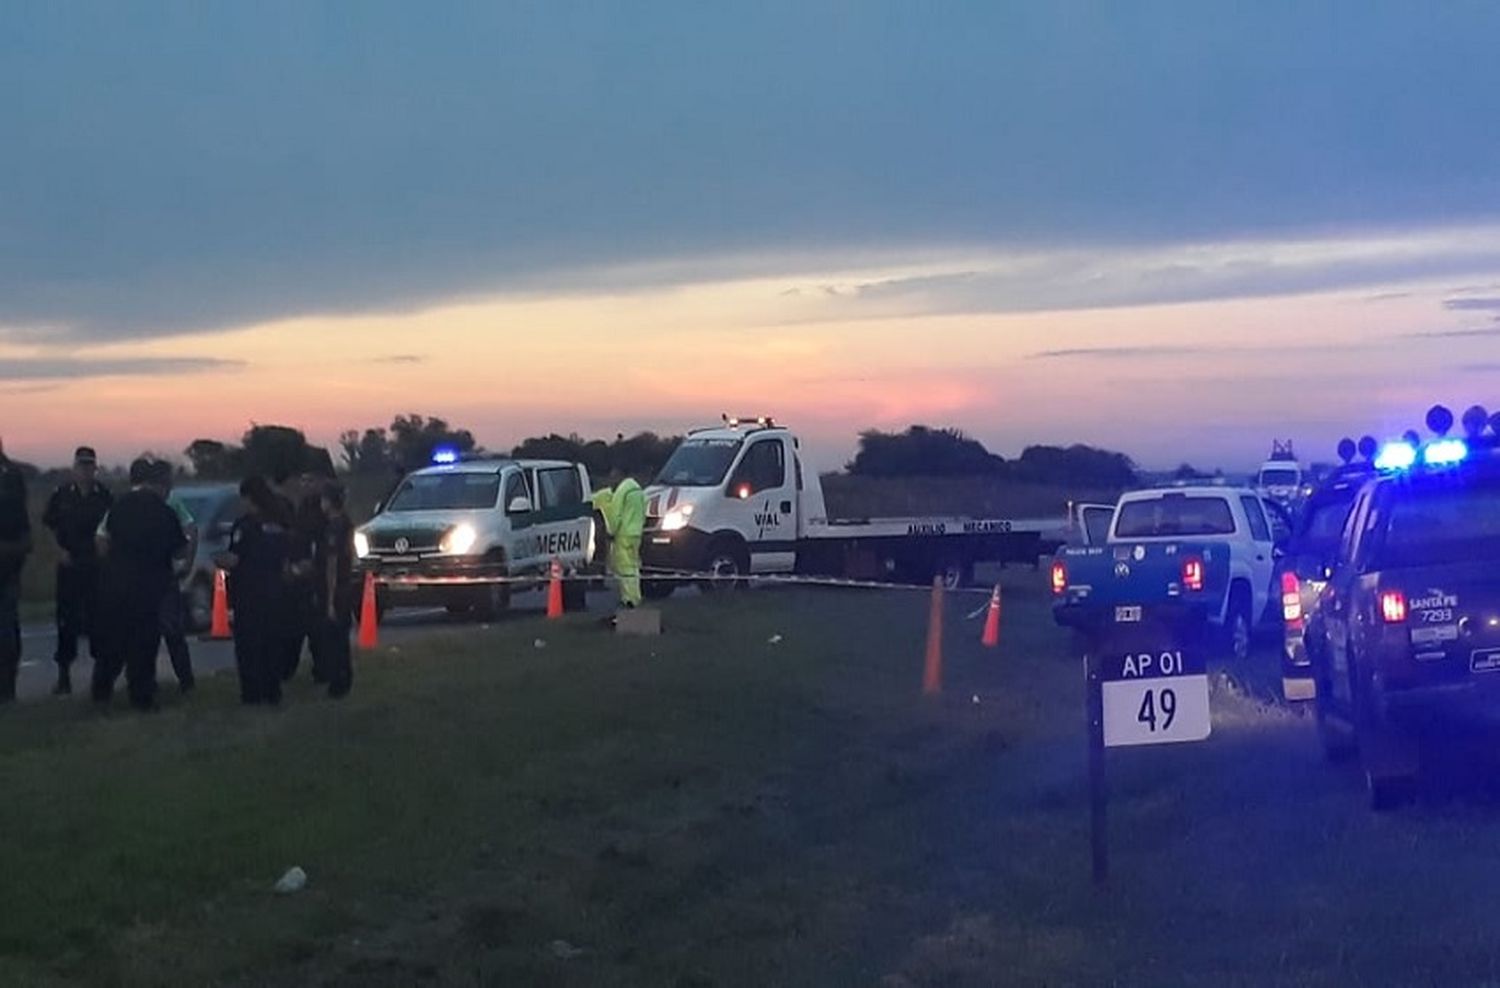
(1422, 438, 1468, 466)
(1374, 441, 1417, 471)
(431, 447, 460, 465)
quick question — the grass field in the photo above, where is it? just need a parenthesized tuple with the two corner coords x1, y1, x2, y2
(10, 573, 1500, 985)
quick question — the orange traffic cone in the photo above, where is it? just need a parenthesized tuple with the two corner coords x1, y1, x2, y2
(922, 575, 944, 695)
(357, 571, 380, 650)
(546, 557, 564, 619)
(208, 568, 231, 640)
(981, 584, 1002, 648)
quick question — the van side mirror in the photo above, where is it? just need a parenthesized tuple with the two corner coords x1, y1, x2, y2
(507, 495, 532, 514)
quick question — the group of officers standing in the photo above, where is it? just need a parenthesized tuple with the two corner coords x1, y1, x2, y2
(0, 442, 354, 709)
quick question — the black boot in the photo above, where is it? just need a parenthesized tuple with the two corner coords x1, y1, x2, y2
(52, 666, 72, 696)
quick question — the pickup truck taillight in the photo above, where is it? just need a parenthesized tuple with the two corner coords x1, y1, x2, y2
(1380, 589, 1407, 624)
(1281, 570, 1303, 627)
(1051, 561, 1067, 595)
(1181, 557, 1205, 593)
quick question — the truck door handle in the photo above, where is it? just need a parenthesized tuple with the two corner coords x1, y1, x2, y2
(780, 500, 792, 514)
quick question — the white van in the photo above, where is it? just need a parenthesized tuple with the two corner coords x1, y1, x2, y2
(355, 456, 594, 617)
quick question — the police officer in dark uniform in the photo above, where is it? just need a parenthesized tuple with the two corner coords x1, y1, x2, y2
(273, 470, 320, 682)
(93, 458, 185, 711)
(314, 483, 355, 697)
(41, 446, 113, 695)
(0, 439, 31, 703)
(218, 476, 292, 705)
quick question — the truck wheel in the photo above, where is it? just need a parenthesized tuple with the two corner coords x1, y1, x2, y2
(186, 576, 214, 633)
(562, 578, 588, 612)
(937, 559, 972, 591)
(473, 583, 511, 620)
(1315, 675, 1356, 763)
(642, 580, 676, 600)
(353, 589, 387, 625)
(1220, 585, 1253, 661)
(1352, 655, 1418, 811)
(701, 541, 749, 592)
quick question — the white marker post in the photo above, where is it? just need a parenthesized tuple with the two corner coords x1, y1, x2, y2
(1085, 608, 1212, 885)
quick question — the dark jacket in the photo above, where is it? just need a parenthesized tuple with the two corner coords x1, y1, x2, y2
(0, 456, 31, 583)
(43, 481, 114, 562)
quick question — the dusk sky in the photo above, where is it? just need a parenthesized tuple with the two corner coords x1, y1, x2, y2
(5, 2, 1500, 471)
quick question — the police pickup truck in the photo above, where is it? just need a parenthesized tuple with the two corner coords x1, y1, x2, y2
(355, 453, 594, 618)
(1050, 484, 1290, 659)
(1278, 454, 1374, 701)
(1307, 415, 1500, 809)
(639, 417, 1064, 593)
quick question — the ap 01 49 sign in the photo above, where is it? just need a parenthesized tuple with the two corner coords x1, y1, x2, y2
(1097, 644, 1211, 748)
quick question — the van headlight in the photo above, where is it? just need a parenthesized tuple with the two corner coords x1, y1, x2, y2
(661, 505, 694, 532)
(440, 523, 478, 555)
(354, 531, 370, 559)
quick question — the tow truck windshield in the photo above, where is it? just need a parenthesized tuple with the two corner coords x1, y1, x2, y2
(1260, 468, 1300, 488)
(655, 438, 742, 487)
(1115, 495, 1236, 538)
(386, 473, 501, 512)
(1375, 476, 1500, 567)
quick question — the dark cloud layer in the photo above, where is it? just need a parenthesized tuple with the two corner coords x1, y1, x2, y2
(5, 2, 1500, 341)
(0, 357, 241, 382)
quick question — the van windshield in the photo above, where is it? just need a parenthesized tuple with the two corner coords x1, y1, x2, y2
(1259, 468, 1300, 488)
(655, 439, 742, 487)
(386, 473, 501, 511)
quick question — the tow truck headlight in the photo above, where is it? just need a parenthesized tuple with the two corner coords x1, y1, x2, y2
(661, 504, 694, 532)
(440, 523, 478, 555)
(354, 531, 370, 559)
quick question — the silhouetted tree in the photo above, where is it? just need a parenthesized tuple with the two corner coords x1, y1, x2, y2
(1014, 444, 1137, 488)
(184, 438, 241, 479)
(848, 426, 1006, 477)
(389, 414, 478, 471)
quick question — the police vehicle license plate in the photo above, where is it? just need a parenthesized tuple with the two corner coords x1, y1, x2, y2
(1114, 605, 1143, 623)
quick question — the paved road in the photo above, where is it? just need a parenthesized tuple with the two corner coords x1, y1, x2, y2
(12, 586, 613, 703)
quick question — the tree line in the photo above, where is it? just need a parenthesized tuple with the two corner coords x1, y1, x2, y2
(847, 426, 1139, 489)
(17, 418, 1144, 490)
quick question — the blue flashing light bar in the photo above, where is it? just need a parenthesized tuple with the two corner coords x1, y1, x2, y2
(1374, 441, 1417, 471)
(1423, 438, 1468, 466)
(431, 446, 460, 465)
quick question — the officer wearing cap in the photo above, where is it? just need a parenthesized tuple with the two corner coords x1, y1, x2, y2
(0, 438, 31, 703)
(41, 445, 113, 695)
(93, 457, 185, 711)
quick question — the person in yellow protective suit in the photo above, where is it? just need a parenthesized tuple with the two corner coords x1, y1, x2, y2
(590, 472, 646, 608)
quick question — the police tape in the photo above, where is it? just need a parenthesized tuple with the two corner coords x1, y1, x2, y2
(372, 567, 1000, 599)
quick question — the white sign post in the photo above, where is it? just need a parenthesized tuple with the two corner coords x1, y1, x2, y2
(1085, 614, 1213, 885)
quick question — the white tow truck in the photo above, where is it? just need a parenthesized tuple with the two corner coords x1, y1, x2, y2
(640, 417, 1065, 595)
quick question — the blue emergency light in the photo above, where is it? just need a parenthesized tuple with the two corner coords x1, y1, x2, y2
(431, 446, 460, 465)
(1423, 438, 1468, 466)
(1374, 441, 1417, 471)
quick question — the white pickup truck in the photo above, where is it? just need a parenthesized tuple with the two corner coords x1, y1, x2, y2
(1075, 484, 1292, 659)
(639, 418, 1065, 594)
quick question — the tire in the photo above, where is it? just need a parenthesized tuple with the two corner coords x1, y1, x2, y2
(353, 590, 387, 625)
(444, 603, 472, 617)
(1220, 584, 1253, 662)
(1315, 676, 1357, 763)
(1351, 653, 1418, 811)
(562, 578, 588, 612)
(937, 559, 973, 591)
(700, 540, 750, 592)
(186, 576, 214, 633)
(642, 580, 676, 600)
(472, 583, 511, 621)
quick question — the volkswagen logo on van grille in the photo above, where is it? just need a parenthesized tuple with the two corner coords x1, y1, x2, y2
(394, 537, 410, 553)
